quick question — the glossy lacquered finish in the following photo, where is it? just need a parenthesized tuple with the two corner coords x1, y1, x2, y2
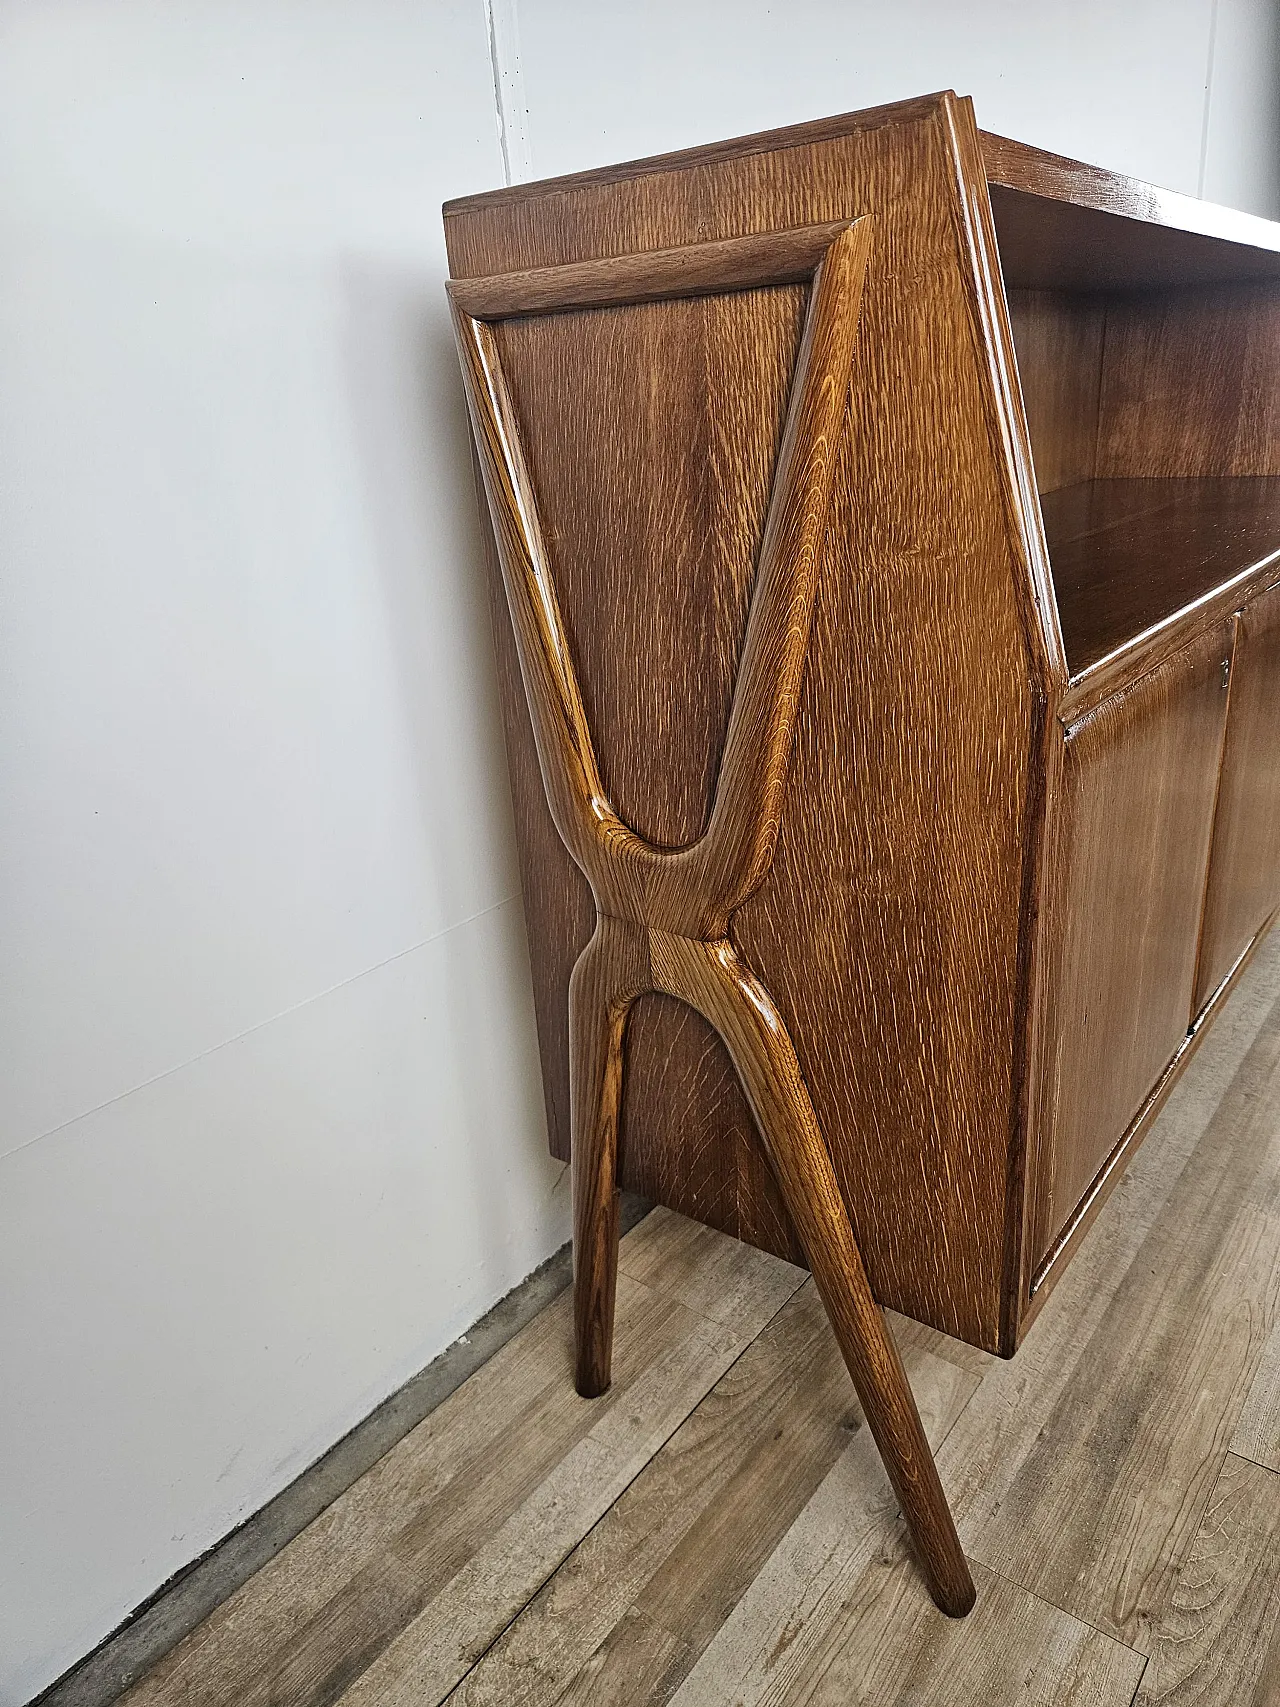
(1044, 480, 1280, 676)
(444, 91, 1280, 1616)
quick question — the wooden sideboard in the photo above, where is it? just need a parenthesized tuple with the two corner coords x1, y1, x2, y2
(444, 92, 1280, 1613)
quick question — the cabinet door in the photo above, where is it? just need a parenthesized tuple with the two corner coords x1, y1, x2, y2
(1194, 582, 1280, 1014)
(1036, 623, 1232, 1264)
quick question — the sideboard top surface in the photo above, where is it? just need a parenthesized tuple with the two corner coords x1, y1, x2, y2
(983, 131, 1280, 291)
(444, 91, 1280, 293)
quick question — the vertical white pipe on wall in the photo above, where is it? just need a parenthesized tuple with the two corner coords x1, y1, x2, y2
(486, 0, 534, 185)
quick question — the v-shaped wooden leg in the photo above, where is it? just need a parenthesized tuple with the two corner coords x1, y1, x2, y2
(449, 218, 976, 1616)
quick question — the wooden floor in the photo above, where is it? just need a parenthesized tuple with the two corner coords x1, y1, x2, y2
(122, 931, 1280, 1707)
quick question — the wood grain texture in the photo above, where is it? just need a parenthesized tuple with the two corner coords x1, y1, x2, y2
(1231, 1318, 1280, 1473)
(1033, 624, 1233, 1267)
(1135, 1453, 1280, 1705)
(472, 290, 802, 1257)
(943, 927, 1280, 1542)
(649, 932, 976, 1615)
(450, 1284, 977, 1707)
(1020, 900, 1280, 1330)
(661, 1352, 1001, 1707)
(446, 104, 1280, 285)
(1196, 582, 1280, 1012)
(115, 1211, 803, 1707)
(446, 91, 1280, 1370)
(443, 94, 954, 218)
(983, 130, 1280, 292)
(957, 949, 1280, 1652)
(1095, 284, 1280, 479)
(729, 1561, 1144, 1707)
(1004, 289, 1106, 495)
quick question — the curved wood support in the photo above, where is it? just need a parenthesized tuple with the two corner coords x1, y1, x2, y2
(654, 934, 977, 1617)
(448, 219, 976, 1616)
(568, 919, 645, 1397)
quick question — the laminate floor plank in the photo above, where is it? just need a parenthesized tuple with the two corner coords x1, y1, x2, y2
(1230, 1317, 1280, 1472)
(1135, 1452, 1280, 1706)
(448, 1291, 977, 1707)
(120, 1215, 803, 1707)
(657, 1324, 977, 1707)
(955, 971, 1280, 1650)
(616, 1205, 808, 1329)
(329, 1228, 805, 1707)
(115, 934, 1280, 1707)
(938, 931, 1280, 1600)
(449, 1281, 860, 1707)
(769, 1559, 1146, 1707)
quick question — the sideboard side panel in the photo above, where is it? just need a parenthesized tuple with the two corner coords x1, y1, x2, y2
(448, 98, 1045, 1349)
(492, 284, 810, 1260)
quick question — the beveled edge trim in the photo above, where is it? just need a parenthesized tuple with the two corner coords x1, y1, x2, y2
(943, 97, 1067, 691)
(942, 94, 1070, 1359)
(445, 221, 851, 319)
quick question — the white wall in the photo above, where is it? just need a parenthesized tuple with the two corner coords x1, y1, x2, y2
(1, 2, 1276, 1700)
(0, 5, 570, 1700)
(513, 0, 1280, 215)
(1203, 0, 1280, 215)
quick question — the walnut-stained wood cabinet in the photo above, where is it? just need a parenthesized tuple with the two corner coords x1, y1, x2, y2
(443, 93, 1280, 1376)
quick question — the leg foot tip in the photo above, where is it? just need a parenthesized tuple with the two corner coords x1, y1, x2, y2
(935, 1576, 977, 1618)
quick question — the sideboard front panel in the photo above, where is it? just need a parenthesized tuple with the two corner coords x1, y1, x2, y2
(1035, 624, 1232, 1265)
(1195, 581, 1280, 1012)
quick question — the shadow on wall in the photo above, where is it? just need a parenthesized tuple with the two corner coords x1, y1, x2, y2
(336, 252, 568, 1258)
(337, 253, 521, 935)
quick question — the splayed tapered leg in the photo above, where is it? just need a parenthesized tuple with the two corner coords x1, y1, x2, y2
(653, 931, 977, 1618)
(568, 925, 640, 1399)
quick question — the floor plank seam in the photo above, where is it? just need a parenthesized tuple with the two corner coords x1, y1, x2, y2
(28, 1202, 659, 1707)
(56, 934, 1280, 1707)
(1224, 1445, 1280, 1478)
(968, 1554, 1151, 1662)
(446, 1312, 998, 1707)
(1127, 1654, 1150, 1705)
